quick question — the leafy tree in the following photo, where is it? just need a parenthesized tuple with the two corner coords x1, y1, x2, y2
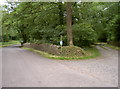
(2, 2, 119, 47)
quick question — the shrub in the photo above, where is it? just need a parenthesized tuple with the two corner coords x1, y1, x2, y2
(73, 23, 97, 47)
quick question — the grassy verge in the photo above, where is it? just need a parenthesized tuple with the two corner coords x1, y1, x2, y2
(0, 40, 20, 48)
(99, 45, 108, 50)
(23, 46, 100, 60)
(104, 44, 120, 50)
(95, 42, 106, 45)
(95, 42, 120, 50)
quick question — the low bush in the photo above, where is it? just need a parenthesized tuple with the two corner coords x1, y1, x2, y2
(72, 23, 97, 47)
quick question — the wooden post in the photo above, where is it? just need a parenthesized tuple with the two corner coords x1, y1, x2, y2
(60, 35, 63, 54)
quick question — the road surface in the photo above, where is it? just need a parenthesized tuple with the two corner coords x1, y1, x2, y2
(2, 45, 118, 87)
(0, 48, 2, 88)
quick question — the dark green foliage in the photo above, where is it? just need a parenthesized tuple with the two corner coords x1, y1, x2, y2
(73, 23, 97, 47)
(106, 15, 120, 42)
(2, 35, 10, 42)
(2, 2, 119, 46)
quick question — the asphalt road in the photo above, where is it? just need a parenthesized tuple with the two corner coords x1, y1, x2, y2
(0, 48, 2, 88)
(2, 45, 118, 87)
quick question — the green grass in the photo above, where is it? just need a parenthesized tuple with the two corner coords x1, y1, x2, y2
(23, 46, 100, 60)
(95, 42, 120, 50)
(99, 45, 108, 50)
(104, 44, 120, 50)
(95, 42, 107, 45)
(0, 40, 20, 48)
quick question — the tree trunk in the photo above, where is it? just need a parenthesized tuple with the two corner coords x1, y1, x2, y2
(66, 2, 73, 46)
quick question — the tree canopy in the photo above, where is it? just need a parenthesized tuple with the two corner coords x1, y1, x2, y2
(2, 2, 119, 47)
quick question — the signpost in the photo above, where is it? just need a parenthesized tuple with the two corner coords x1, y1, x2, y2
(60, 35, 63, 53)
(60, 41, 63, 46)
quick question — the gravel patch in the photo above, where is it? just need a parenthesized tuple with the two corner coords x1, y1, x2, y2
(54, 46, 118, 86)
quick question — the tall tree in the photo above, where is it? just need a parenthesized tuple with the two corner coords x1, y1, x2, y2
(66, 2, 73, 46)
